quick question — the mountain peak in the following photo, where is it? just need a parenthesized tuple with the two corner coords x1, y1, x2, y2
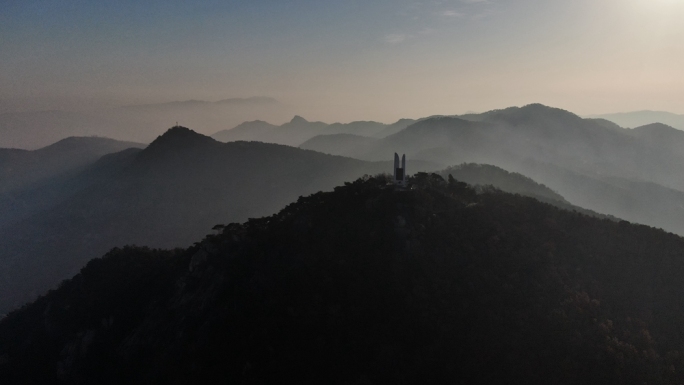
(519, 103, 578, 118)
(38, 136, 143, 153)
(290, 115, 309, 124)
(142, 126, 218, 155)
(634, 122, 678, 132)
(153, 125, 213, 142)
(477, 103, 582, 125)
(631, 122, 684, 140)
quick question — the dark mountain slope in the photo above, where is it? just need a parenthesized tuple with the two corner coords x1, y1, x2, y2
(585, 118, 624, 132)
(439, 163, 619, 220)
(0, 148, 143, 229)
(0, 136, 144, 192)
(0, 137, 144, 228)
(3, 174, 684, 384)
(440, 163, 567, 203)
(0, 127, 431, 313)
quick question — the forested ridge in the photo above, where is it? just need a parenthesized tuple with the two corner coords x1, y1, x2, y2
(2, 174, 684, 384)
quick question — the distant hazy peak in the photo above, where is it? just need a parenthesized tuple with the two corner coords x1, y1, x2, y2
(599, 110, 683, 118)
(463, 104, 582, 127)
(242, 119, 270, 124)
(484, 103, 577, 117)
(146, 126, 217, 150)
(629, 123, 684, 142)
(289, 115, 309, 124)
(393, 118, 416, 124)
(633, 122, 679, 132)
(231, 120, 277, 129)
(518, 103, 580, 118)
(415, 115, 475, 126)
(38, 136, 144, 150)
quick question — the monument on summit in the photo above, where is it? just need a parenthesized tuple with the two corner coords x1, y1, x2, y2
(393, 153, 407, 187)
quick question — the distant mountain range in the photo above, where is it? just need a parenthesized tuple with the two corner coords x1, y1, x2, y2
(301, 104, 684, 236)
(0, 137, 144, 228)
(588, 110, 684, 130)
(0, 97, 291, 149)
(0, 136, 143, 191)
(211, 116, 417, 146)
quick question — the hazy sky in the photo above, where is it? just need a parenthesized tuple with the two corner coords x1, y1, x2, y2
(2, 0, 683, 122)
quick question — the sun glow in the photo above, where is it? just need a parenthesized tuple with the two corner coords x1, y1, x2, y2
(633, 0, 684, 8)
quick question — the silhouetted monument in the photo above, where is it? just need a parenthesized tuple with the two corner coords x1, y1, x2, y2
(393, 153, 407, 187)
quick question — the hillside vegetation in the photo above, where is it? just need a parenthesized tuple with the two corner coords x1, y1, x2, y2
(3, 174, 684, 384)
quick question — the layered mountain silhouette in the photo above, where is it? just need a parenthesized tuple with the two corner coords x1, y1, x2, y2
(299, 134, 378, 158)
(0, 137, 144, 227)
(0, 136, 143, 191)
(0, 127, 442, 313)
(440, 163, 564, 203)
(590, 110, 684, 130)
(627, 123, 684, 157)
(211, 116, 416, 146)
(302, 104, 684, 235)
(0, 97, 290, 149)
(0, 125, 601, 314)
(3, 174, 684, 384)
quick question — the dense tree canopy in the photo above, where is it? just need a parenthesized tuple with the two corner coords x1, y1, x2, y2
(3, 174, 684, 384)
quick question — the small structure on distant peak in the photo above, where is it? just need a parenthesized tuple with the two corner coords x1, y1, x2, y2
(393, 153, 407, 187)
